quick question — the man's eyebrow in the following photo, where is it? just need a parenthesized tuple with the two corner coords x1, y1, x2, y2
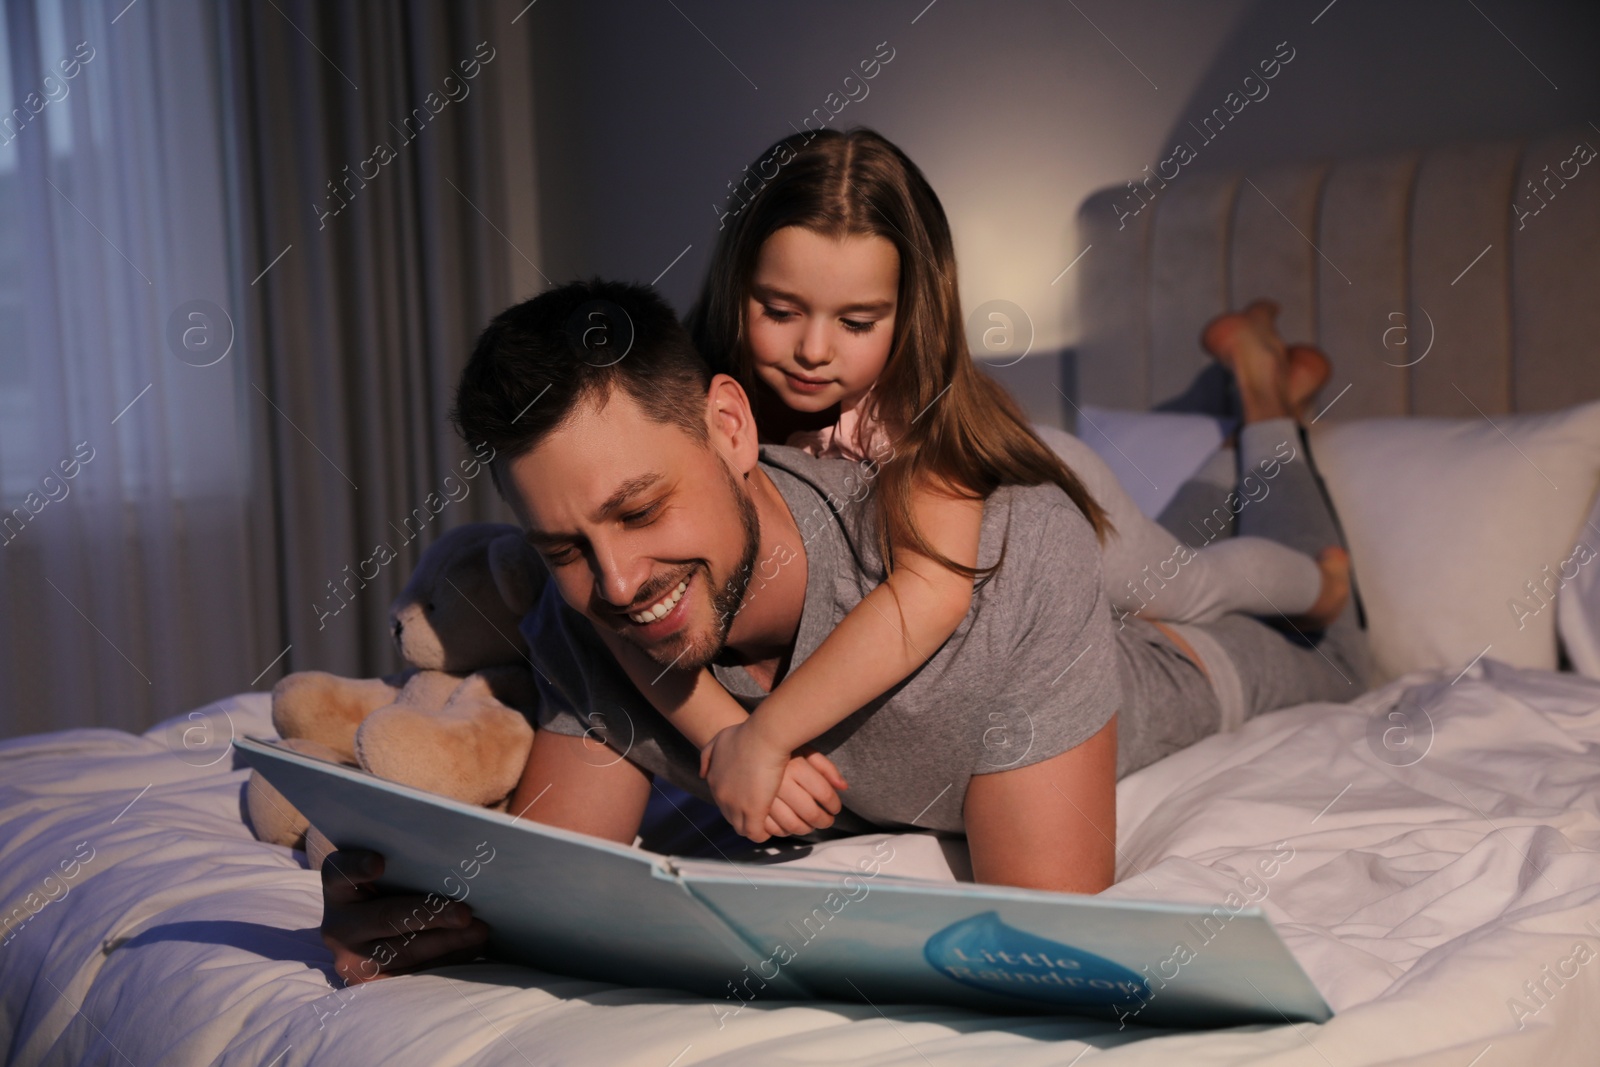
(752, 283, 893, 315)
(598, 471, 666, 517)
(524, 471, 667, 548)
(522, 527, 570, 549)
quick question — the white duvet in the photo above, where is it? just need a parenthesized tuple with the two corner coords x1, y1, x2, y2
(3, 660, 1599, 1065)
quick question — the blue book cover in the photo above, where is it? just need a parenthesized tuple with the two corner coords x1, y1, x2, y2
(237, 736, 1331, 1029)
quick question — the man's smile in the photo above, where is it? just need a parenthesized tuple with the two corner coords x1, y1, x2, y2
(613, 569, 702, 646)
(627, 577, 689, 624)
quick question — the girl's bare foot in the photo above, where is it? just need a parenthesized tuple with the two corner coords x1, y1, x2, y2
(1285, 547, 1350, 631)
(1200, 300, 1293, 423)
(1201, 300, 1286, 368)
(1286, 344, 1331, 422)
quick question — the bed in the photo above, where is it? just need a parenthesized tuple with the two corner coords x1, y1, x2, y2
(6, 129, 1600, 1064)
(7, 663, 1600, 1064)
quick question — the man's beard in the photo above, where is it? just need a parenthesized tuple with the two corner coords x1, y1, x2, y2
(640, 460, 761, 672)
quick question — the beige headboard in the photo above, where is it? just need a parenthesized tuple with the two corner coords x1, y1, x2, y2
(1074, 127, 1600, 418)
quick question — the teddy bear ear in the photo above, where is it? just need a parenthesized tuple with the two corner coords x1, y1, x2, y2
(487, 531, 548, 617)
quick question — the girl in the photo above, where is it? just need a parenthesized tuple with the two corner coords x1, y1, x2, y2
(605, 128, 1340, 843)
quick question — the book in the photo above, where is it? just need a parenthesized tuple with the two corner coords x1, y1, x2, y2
(237, 735, 1332, 1029)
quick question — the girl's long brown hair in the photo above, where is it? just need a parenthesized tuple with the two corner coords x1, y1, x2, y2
(687, 127, 1111, 579)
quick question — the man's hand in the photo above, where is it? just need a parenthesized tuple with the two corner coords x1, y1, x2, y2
(320, 848, 489, 985)
(770, 748, 850, 837)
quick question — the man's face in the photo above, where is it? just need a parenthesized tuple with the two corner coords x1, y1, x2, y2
(504, 387, 760, 671)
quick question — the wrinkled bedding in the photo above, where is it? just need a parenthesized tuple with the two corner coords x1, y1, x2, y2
(3, 659, 1599, 1064)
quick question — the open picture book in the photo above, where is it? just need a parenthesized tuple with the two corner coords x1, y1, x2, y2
(237, 735, 1332, 1029)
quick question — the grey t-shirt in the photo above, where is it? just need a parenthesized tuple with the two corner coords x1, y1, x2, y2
(521, 444, 1206, 835)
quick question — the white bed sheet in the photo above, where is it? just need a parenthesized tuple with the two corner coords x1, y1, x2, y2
(3, 660, 1599, 1065)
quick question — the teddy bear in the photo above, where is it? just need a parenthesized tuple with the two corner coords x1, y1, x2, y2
(245, 522, 549, 866)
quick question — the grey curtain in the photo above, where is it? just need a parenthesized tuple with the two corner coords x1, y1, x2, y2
(0, 0, 263, 738)
(219, 0, 536, 688)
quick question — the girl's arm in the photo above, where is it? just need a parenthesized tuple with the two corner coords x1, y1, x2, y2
(592, 627, 745, 748)
(592, 627, 847, 838)
(701, 480, 984, 837)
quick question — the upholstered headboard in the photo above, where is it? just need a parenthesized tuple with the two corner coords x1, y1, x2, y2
(1074, 127, 1600, 419)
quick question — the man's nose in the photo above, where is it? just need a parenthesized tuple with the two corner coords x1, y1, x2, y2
(591, 541, 650, 607)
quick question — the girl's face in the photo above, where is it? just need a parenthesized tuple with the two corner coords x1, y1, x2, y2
(744, 226, 899, 415)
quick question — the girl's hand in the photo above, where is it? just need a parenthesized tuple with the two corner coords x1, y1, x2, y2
(700, 721, 789, 841)
(700, 730, 851, 843)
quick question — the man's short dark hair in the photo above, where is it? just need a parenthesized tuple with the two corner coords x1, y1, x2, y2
(450, 279, 713, 495)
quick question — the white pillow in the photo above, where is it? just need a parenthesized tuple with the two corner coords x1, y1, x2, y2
(1310, 402, 1600, 682)
(1073, 405, 1226, 518)
(1555, 487, 1600, 678)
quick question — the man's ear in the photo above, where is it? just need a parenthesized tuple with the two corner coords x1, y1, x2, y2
(705, 374, 760, 476)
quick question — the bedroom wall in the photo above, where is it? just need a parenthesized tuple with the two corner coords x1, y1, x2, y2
(517, 0, 1600, 427)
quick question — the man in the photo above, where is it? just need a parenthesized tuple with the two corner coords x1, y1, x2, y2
(320, 279, 1368, 984)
